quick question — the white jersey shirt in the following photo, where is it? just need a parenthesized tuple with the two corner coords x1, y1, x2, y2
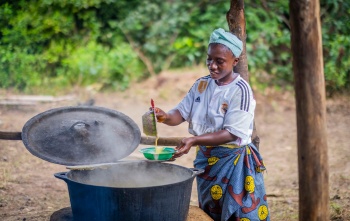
(175, 74, 256, 146)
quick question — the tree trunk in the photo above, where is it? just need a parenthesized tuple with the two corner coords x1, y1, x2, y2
(226, 0, 248, 80)
(290, 0, 329, 220)
(227, 0, 259, 149)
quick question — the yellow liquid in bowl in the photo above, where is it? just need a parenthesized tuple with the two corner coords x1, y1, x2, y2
(154, 137, 164, 154)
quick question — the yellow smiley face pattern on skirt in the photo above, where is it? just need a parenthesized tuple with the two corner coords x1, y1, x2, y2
(194, 143, 269, 221)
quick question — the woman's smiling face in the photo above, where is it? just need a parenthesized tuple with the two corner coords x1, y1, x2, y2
(206, 43, 239, 84)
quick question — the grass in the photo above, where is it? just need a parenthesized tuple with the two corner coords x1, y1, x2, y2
(330, 202, 344, 220)
(0, 168, 10, 189)
(267, 196, 299, 220)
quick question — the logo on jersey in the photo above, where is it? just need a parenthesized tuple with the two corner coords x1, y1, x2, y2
(221, 102, 228, 114)
(198, 81, 208, 93)
(195, 97, 201, 102)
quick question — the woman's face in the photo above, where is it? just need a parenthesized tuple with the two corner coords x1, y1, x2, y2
(206, 43, 239, 82)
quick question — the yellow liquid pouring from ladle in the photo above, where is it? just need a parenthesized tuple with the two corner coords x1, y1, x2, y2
(151, 99, 163, 154)
(154, 137, 163, 154)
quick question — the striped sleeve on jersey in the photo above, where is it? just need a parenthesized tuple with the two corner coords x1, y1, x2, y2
(236, 80, 250, 112)
(194, 75, 211, 82)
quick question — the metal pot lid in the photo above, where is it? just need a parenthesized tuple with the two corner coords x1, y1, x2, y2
(21, 106, 141, 166)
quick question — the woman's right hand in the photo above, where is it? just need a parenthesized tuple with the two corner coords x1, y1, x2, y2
(149, 108, 184, 126)
(152, 107, 168, 123)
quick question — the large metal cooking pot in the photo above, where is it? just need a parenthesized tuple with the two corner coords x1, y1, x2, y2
(55, 161, 203, 221)
(0, 106, 201, 221)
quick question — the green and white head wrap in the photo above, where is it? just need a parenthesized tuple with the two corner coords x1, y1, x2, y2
(209, 28, 243, 57)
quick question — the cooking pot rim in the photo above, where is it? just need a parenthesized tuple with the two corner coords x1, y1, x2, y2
(56, 171, 196, 189)
(55, 161, 204, 189)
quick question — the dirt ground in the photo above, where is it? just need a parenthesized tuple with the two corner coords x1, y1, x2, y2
(0, 67, 349, 221)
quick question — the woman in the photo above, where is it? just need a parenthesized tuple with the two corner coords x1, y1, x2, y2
(152, 28, 270, 221)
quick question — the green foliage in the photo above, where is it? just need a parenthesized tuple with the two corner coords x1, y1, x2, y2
(117, 0, 229, 75)
(246, 0, 350, 93)
(172, 1, 230, 67)
(0, 0, 349, 93)
(0, 0, 142, 92)
(0, 45, 44, 91)
(245, 1, 292, 90)
(57, 41, 143, 90)
(116, 0, 193, 74)
(321, 0, 350, 93)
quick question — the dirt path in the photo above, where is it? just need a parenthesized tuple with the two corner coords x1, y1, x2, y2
(0, 68, 349, 220)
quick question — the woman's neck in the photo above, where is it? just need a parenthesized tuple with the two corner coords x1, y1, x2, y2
(215, 72, 238, 86)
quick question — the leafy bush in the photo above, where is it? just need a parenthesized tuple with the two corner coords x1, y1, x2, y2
(243, 1, 293, 90)
(57, 41, 143, 90)
(0, 0, 349, 94)
(245, 0, 350, 93)
(0, 0, 143, 93)
(321, 0, 350, 94)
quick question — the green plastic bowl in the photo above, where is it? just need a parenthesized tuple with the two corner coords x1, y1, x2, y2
(139, 147, 176, 161)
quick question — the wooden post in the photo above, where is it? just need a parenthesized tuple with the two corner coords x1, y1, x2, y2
(226, 0, 260, 149)
(289, 0, 329, 220)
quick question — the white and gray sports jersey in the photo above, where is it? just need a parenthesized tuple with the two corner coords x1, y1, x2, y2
(175, 74, 256, 146)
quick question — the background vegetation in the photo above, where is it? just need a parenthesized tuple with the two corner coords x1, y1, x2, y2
(0, 0, 349, 94)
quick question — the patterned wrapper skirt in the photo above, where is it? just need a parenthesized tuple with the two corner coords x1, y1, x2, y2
(194, 143, 270, 221)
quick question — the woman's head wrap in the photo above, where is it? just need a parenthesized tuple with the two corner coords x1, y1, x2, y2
(209, 28, 243, 57)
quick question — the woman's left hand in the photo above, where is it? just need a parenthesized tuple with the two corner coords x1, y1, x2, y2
(173, 137, 196, 158)
(171, 130, 237, 159)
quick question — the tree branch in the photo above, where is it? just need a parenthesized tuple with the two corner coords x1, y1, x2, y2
(119, 29, 157, 76)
